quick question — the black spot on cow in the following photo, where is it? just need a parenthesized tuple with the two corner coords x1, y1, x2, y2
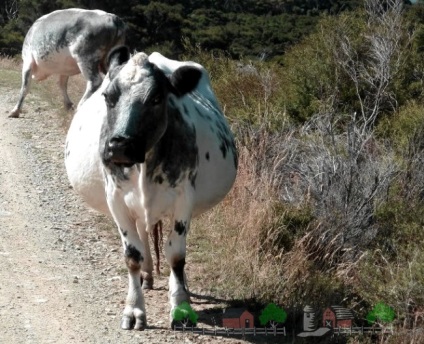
(125, 244, 143, 262)
(124, 243, 143, 271)
(205, 152, 210, 161)
(172, 258, 186, 288)
(214, 118, 238, 168)
(154, 175, 164, 184)
(220, 142, 228, 158)
(119, 227, 128, 237)
(174, 221, 186, 236)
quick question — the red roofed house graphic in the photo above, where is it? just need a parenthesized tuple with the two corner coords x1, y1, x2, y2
(323, 306, 355, 328)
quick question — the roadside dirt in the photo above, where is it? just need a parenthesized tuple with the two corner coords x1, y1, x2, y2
(0, 83, 265, 344)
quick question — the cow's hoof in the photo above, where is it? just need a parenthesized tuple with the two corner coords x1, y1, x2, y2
(121, 313, 147, 331)
(141, 276, 154, 290)
(121, 315, 134, 330)
(65, 102, 75, 111)
(134, 315, 147, 331)
(170, 319, 196, 329)
(8, 111, 20, 118)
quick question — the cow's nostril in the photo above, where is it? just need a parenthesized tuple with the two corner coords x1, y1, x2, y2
(109, 136, 127, 148)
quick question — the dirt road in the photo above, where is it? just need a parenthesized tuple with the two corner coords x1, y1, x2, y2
(0, 86, 252, 344)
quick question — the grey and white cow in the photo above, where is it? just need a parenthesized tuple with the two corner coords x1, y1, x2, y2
(9, 8, 126, 118)
(65, 46, 238, 330)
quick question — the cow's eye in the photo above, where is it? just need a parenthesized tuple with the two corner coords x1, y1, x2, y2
(103, 93, 116, 108)
(152, 94, 162, 106)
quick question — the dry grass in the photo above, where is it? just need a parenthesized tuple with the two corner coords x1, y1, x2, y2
(0, 55, 85, 128)
(0, 55, 20, 70)
(189, 126, 318, 305)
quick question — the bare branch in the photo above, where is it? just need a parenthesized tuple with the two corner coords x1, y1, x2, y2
(4, 0, 18, 20)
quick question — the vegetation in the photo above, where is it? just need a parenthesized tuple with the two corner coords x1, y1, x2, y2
(187, 0, 424, 341)
(259, 303, 288, 328)
(1, 0, 424, 342)
(367, 302, 396, 325)
(0, 0, 363, 58)
(171, 301, 199, 326)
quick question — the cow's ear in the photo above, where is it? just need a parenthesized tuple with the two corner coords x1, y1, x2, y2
(107, 46, 130, 79)
(169, 66, 202, 97)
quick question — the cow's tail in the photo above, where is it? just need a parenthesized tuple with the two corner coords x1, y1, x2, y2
(151, 221, 163, 275)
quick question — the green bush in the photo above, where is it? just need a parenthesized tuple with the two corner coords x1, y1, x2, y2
(182, 41, 290, 129)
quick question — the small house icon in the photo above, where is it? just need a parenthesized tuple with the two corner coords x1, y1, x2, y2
(323, 306, 355, 328)
(222, 308, 254, 328)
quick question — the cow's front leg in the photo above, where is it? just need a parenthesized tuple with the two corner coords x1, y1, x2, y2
(165, 218, 191, 325)
(137, 220, 154, 290)
(107, 190, 147, 330)
(118, 226, 147, 330)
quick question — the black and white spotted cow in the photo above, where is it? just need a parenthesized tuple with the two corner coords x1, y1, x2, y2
(9, 8, 126, 118)
(64, 46, 238, 330)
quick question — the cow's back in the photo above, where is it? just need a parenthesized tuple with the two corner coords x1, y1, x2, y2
(23, 9, 126, 78)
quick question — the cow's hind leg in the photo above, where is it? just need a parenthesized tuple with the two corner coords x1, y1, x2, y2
(165, 216, 191, 326)
(9, 60, 33, 118)
(58, 75, 74, 110)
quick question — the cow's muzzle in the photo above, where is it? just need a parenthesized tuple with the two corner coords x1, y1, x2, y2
(105, 136, 146, 166)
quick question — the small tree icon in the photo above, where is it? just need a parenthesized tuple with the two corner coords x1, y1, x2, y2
(259, 303, 288, 328)
(171, 301, 199, 327)
(366, 302, 395, 325)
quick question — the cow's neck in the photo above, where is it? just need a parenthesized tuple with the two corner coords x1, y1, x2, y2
(144, 104, 198, 188)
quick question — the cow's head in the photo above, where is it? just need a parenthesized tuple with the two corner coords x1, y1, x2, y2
(100, 46, 202, 167)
